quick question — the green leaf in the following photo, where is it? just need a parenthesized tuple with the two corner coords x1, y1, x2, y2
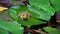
(0, 20, 24, 34)
(0, 28, 9, 34)
(50, 0, 60, 11)
(29, 0, 55, 20)
(18, 16, 44, 27)
(43, 27, 60, 34)
(43, 27, 57, 32)
(29, 0, 49, 6)
(0, 18, 4, 20)
(27, 5, 51, 20)
(8, 6, 44, 27)
(8, 9, 17, 20)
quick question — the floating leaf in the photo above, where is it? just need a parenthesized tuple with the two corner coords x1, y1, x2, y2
(43, 27, 60, 34)
(0, 28, 9, 34)
(0, 20, 24, 34)
(50, 0, 60, 11)
(8, 6, 44, 27)
(28, 0, 55, 20)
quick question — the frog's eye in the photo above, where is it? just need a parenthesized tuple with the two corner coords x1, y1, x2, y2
(23, 15, 25, 16)
(30, 15, 31, 17)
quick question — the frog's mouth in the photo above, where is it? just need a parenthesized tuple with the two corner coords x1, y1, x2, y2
(23, 18, 28, 20)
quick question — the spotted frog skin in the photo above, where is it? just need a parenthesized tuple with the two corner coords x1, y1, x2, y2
(18, 12, 31, 20)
